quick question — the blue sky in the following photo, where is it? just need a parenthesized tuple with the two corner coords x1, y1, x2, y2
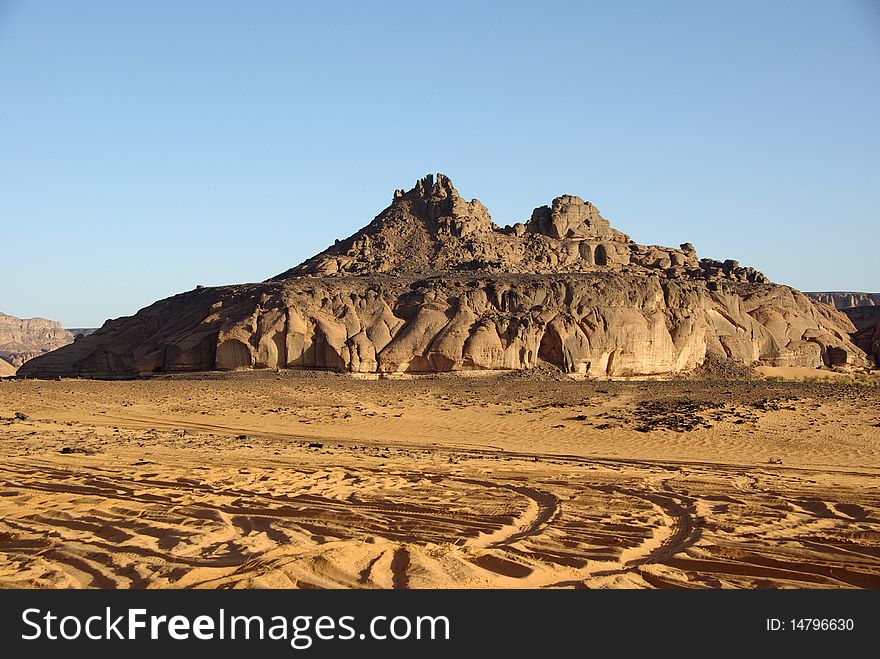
(1, 0, 878, 327)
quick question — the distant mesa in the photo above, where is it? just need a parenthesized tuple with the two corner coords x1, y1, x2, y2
(18, 174, 872, 378)
(0, 313, 72, 368)
(0, 313, 98, 369)
(804, 292, 880, 310)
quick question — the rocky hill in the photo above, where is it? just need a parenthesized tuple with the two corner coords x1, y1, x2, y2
(19, 174, 868, 378)
(279, 174, 767, 284)
(0, 313, 76, 367)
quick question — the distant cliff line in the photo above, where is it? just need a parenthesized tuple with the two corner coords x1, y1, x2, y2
(805, 292, 880, 310)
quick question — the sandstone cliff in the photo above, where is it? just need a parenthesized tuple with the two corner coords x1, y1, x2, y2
(19, 174, 868, 378)
(0, 313, 75, 367)
(805, 292, 880, 309)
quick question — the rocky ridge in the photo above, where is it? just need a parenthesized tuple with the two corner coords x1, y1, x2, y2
(19, 174, 868, 378)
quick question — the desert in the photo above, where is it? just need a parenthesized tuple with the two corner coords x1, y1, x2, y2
(3, 171, 880, 590)
(1, 369, 878, 589)
(3, 9, 879, 658)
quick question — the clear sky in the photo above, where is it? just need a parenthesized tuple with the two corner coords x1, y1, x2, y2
(1, 0, 878, 327)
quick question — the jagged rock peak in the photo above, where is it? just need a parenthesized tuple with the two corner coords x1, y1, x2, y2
(386, 172, 494, 234)
(393, 172, 456, 203)
(273, 173, 769, 284)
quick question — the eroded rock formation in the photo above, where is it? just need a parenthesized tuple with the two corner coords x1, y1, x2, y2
(278, 174, 767, 285)
(0, 313, 75, 367)
(19, 174, 868, 378)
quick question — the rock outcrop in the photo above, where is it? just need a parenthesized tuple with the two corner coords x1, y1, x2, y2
(0, 313, 76, 367)
(278, 174, 767, 284)
(19, 174, 869, 378)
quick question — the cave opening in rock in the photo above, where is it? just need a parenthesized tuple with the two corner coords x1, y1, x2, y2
(595, 244, 608, 266)
(538, 326, 565, 368)
(826, 347, 848, 366)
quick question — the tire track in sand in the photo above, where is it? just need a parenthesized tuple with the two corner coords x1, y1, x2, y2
(450, 477, 560, 549)
(589, 483, 700, 573)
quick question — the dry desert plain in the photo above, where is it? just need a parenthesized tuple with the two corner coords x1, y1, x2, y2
(1, 369, 879, 589)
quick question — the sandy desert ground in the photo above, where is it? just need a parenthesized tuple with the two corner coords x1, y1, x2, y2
(1, 370, 879, 589)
